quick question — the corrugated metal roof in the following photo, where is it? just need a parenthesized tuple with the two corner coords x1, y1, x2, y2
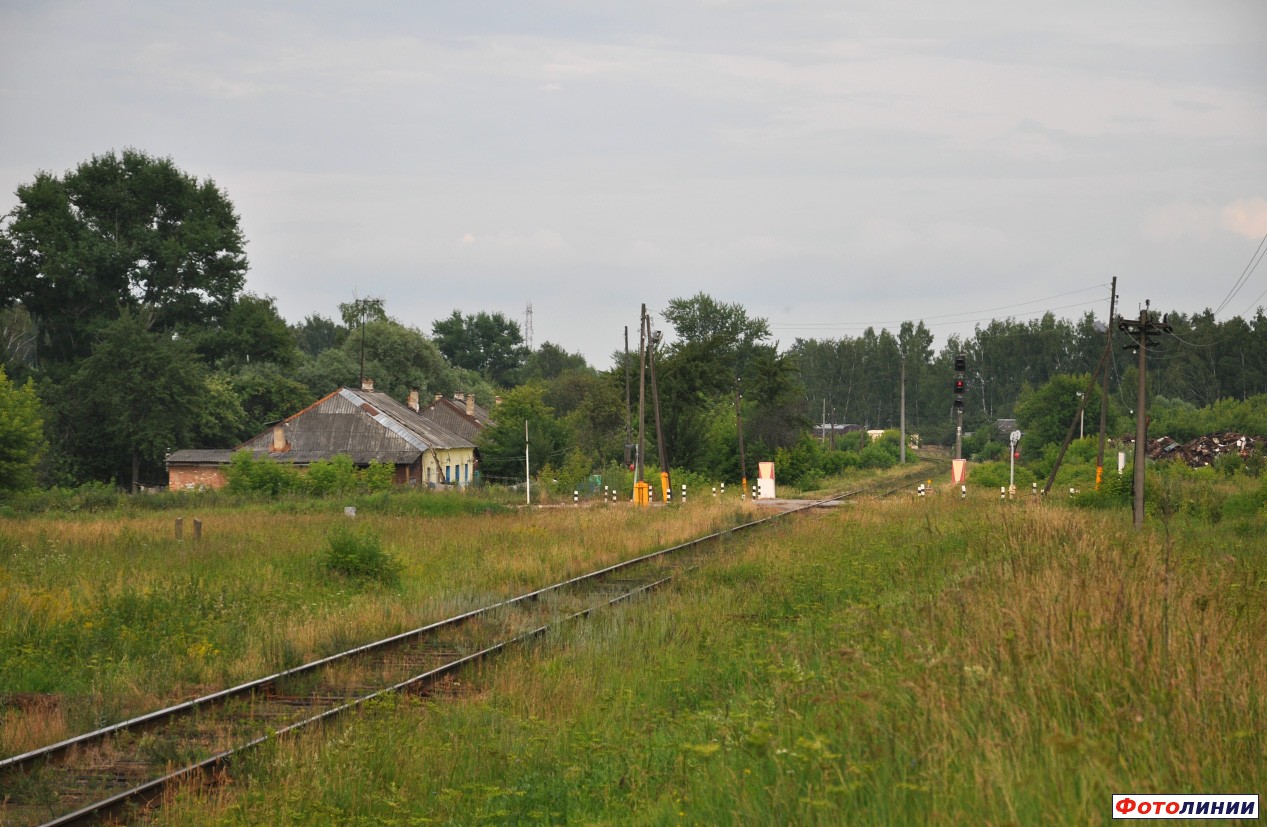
(419, 398, 490, 443)
(348, 389, 477, 450)
(169, 386, 475, 468)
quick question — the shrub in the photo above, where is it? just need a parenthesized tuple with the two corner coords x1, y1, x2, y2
(966, 460, 1036, 490)
(1221, 473, 1267, 520)
(323, 524, 401, 585)
(1072, 470, 1132, 509)
(305, 455, 358, 495)
(1214, 452, 1245, 477)
(224, 450, 303, 496)
(859, 440, 898, 470)
(357, 460, 394, 492)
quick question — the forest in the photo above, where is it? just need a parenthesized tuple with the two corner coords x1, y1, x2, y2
(3, 150, 1266, 497)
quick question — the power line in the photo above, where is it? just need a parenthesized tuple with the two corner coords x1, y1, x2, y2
(1213, 230, 1267, 317)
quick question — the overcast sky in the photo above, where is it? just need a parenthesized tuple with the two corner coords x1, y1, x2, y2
(2, 0, 1265, 368)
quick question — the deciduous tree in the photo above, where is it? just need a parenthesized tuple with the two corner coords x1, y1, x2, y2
(0, 149, 248, 367)
(63, 311, 208, 490)
(432, 310, 528, 386)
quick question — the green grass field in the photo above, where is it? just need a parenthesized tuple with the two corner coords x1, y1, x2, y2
(0, 490, 750, 756)
(4, 472, 1265, 824)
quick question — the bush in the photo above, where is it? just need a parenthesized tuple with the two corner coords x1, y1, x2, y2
(1223, 479, 1267, 520)
(225, 450, 303, 496)
(1072, 470, 1132, 509)
(323, 524, 401, 585)
(306, 455, 358, 495)
(966, 460, 1036, 490)
(358, 460, 394, 492)
(1214, 452, 1245, 477)
(859, 440, 898, 470)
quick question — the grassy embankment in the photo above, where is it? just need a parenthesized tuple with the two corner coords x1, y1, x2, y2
(147, 482, 1265, 825)
(0, 490, 755, 756)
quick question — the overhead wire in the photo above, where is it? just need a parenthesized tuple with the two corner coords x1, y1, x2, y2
(1213, 230, 1267, 317)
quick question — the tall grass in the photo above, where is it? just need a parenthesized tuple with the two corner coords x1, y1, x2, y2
(0, 493, 752, 756)
(152, 493, 1265, 825)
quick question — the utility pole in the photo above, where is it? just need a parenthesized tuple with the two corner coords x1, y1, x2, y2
(1095, 277, 1117, 489)
(646, 311, 671, 502)
(1119, 301, 1172, 529)
(524, 419, 531, 507)
(636, 306, 648, 496)
(953, 353, 966, 459)
(735, 379, 748, 498)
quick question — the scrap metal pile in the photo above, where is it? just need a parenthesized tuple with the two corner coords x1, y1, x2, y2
(1146, 432, 1260, 468)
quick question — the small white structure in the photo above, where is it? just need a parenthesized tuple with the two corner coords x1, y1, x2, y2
(757, 461, 776, 499)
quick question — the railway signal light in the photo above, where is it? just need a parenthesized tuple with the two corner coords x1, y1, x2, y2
(954, 398, 964, 410)
(955, 354, 966, 373)
(954, 378, 965, 394)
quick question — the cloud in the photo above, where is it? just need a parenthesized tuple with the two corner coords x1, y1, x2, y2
(1141, 201, 1221, 242)
(1222, 197, 1267, 239)
(1143, 198, 1267, 243)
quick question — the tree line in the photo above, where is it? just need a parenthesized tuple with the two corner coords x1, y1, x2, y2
(3, 150, 1266, 496)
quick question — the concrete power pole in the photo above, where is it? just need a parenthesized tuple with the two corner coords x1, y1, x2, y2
(953, 353, 966, 459)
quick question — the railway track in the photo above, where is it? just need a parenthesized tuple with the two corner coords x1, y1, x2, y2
(0, 470, 931, 826)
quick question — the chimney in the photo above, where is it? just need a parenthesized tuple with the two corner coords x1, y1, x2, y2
(361, 377, 374, 391)
(271, 424, 287, 453)
(407, 388, 419, 412)
(466, 393, 475, 417)
(434, 393, 442, 401)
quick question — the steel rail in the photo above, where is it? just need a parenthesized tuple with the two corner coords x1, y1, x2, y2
(36, 573, 678, 827)
(2, 476, 898, 776)
(3, 467, 933, 825)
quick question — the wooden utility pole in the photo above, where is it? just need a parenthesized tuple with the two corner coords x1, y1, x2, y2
(1118, 302, 1172, 529)
(1095, 277, 1117, 489)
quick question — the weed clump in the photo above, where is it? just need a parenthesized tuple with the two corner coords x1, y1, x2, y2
(323, 525, 401, 585)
